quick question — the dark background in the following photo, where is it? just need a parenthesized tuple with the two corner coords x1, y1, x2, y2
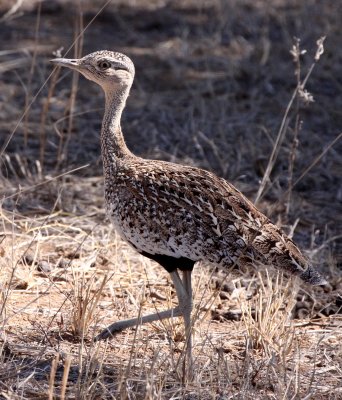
(1, 0, 341, 264)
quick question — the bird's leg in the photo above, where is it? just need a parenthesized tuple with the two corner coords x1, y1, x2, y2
(94, 306, 183, 341)
(94, 268, 194, 374)
(170, 270, 194, 378)
(94, 270, 190, 342)
(182, 270, 193, 361)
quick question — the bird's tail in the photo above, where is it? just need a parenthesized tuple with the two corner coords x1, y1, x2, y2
(247, 222, 327, 286)
(299, 265, 327, 286)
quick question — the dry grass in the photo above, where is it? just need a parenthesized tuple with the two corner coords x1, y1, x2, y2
(0, 0, 341, 398)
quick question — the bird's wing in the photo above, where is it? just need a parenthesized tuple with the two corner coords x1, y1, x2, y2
(117, 158, 325, 285)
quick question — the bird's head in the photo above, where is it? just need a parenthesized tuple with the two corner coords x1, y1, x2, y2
(51, 50, 135, 91)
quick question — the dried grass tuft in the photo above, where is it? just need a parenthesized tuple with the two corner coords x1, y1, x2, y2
(241, 271, 296, 358)
(69, 271, 108, 339)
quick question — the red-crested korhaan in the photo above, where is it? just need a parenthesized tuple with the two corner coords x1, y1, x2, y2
(51, 51, 326, 368)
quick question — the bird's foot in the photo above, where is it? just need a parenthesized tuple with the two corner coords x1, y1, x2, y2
(94, 322, 126, 342)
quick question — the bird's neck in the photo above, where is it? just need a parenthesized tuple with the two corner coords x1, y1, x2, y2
(101, 87, 132, 163)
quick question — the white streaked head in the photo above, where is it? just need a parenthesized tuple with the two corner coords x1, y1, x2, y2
(51, 50, 135, 91)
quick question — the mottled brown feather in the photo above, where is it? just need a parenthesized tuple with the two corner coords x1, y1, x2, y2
(106, 157, 325, 285)
(51, 50, 326, 287)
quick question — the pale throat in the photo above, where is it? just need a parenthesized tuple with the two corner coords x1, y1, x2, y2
(100, 85, 132, 161)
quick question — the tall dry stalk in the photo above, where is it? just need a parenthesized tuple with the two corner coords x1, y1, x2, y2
(255, 36, 326, 205)
(23, 2, 41, 148)
(57, 3, 84, 167)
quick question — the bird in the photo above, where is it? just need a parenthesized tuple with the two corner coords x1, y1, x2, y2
(51, 50, 326, 370)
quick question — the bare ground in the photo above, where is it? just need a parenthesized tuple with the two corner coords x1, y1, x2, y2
(0, 0, 341, 398)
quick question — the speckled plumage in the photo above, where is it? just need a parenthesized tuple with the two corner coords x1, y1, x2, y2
(51, 51, 326, 358)
(105, 155, 323, 283)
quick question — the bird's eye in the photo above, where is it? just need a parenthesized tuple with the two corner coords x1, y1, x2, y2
(98, 60, 111, 70)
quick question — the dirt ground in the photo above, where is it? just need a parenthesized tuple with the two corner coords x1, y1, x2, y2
(0, 0, 341, 398)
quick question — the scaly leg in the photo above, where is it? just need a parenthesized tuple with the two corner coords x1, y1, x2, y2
(170, 270, 194, 376)
(94, 270, 193, 343)
(94, 306, 183, 341)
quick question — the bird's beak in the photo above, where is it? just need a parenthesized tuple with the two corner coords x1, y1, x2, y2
(50, 58, 81, 70)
